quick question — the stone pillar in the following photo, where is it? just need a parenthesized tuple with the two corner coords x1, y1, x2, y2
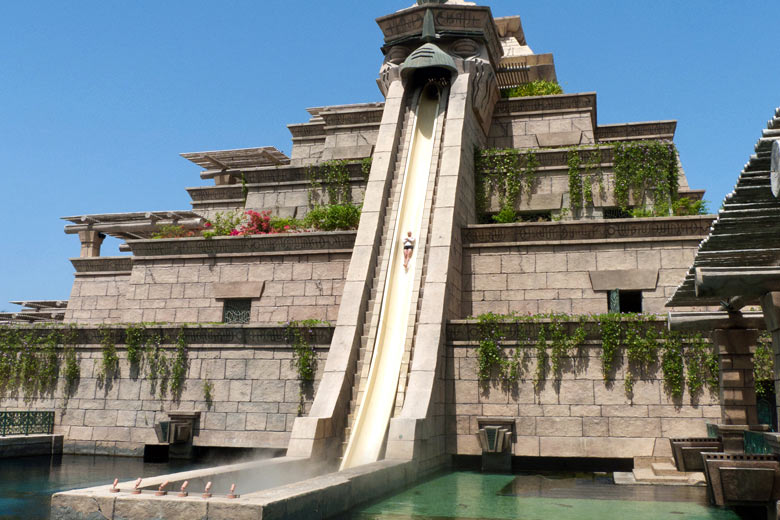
(712, 328, 760, 426)
(78, 230, 105, 258)
(760, 292, 780, 431)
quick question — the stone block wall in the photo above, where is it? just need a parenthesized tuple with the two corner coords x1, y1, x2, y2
(0, 336, 327, 457)
(488, 95, 596, 150)
(121, 253, 349, 324)
(463, 224, 710, 317)
(65, 272, 130, 325)
(445, 342, 721, 459)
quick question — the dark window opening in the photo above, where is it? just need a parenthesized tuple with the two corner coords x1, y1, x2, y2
(223, 299, 251, 324)
(603, 207, 632, 219)
(607, 290, 642, 313)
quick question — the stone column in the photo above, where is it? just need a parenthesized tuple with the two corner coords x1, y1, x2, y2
(78, 230, 105, 258)
(760, 292, 780, 431)
(712, 328, 760, 426)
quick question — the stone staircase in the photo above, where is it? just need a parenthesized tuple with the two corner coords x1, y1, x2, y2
(616, 456, 705, 486)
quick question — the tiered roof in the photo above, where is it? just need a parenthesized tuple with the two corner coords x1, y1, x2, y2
(667, 107, 780, 308)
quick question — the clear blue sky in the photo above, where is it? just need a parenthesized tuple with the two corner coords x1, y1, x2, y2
(1, 1, 778, 309)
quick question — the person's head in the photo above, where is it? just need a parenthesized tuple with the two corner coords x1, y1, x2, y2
(407, 231, 412, 237)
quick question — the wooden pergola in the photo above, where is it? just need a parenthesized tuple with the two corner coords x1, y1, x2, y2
(666, 106, 780, 427)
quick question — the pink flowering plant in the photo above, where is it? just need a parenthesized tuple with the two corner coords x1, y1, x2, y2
(199, 204, 360, 239)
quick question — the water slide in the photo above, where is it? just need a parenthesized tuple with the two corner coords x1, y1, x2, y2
(340, 86, 441, 470)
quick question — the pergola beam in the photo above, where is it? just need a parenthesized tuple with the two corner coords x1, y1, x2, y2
(668, 311, 766, 331)
(694, 266, 780, 298)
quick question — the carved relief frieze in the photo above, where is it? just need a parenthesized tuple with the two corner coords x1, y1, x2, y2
(128, 231, 356, 257)
(462, 217, 713, 245)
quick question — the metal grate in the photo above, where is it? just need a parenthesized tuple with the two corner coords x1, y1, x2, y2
(0, 411, 54, 436)
(223, 299, 251, 324)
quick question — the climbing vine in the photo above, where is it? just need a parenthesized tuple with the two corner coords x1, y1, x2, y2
(567, 149, 605, 211)
(307, 160, 354, 207)
(97, 326, 119, 385)
(286, 319, 328, 414)
(471, 313, 717, 400)
(754, 333, 774, 399)
(474, 148, 539, 223)
(476, 141, 680, 220)
(168, 328, 189, 399)
(613, 140, 679, 212)
(685, 332, 719, 396)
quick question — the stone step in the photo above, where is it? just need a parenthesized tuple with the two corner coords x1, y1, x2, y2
(651, 462, 681, 477)
(631, 467, 706, 486)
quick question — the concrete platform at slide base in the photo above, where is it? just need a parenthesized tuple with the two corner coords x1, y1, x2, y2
(51, 456, 425, 520)
(0, 434, 63, 458)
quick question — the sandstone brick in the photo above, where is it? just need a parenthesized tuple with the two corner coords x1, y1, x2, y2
(609, 417, 661, 437)
(225, 360, 247, 380)
(583, 417, 609, 437)
(536, 417, 582, 436)
(229, 381, 252, 402)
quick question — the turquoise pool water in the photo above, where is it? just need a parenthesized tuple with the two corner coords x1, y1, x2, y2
(352, 471, 744, 520)
(0, 455, 203, 520)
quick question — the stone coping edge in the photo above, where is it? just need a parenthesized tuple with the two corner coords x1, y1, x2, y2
(126, 231, 357, 257)
(0, 324, 335, 347)
(446, 317, 668, 343)
(51, 457, 419, 520)
(462, 215, 714, 246)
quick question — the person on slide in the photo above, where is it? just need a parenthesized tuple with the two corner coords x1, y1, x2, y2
(403, 231, 415, 271)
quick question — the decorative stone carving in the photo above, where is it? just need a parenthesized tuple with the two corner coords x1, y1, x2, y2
(451, 38, 479, 58)
(469, 58, 499, 134)
(385, 45, 411, 65)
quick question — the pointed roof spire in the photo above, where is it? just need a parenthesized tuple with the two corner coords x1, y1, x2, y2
(422, 9, 437, 42)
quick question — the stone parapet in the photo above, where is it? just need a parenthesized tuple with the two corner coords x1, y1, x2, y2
(127, 232, 356, 257)
(463, 215, 713, 246)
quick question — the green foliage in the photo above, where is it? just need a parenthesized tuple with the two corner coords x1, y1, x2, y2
(269, 216, 304, 232)
(125, 324, 146, 366)
(474, 148, 538, 223)
(307, 159, 353, 207)
(203, 380, 214, 409)
(661, 332, 685, 399)
(286, 320, 325, 382)
(361, 157, 373, 181)
(303, 203, 361, 231)
(203, 211, 244, 238)
(613, 140, 679, 212)
(286, 319, 327, 415)
(63, 346, 80, 391)
(152, 225, 199, 239)
(597, 313, 621, 380)
(630, 197, 709, 218)
(567, 149, 604, 211)
(97, 327, 119, 385)
(500, 80, 563, 98)
(476, 312, 504, 380)
(754, 334, 774, 399)
(567, 150, 583, 210)
(168, 329, 188, 400)
(685, 332, 718, 396)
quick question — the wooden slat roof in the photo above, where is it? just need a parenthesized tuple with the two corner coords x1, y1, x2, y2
(180, 147, 290, 171)
(667, 107, 780, 307)
(61, 210, 204, 241)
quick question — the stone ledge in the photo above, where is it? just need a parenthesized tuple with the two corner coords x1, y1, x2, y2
(127, 232, 356, 257)
(0, 325, 334, 347)
(463, 215, 714, 246)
